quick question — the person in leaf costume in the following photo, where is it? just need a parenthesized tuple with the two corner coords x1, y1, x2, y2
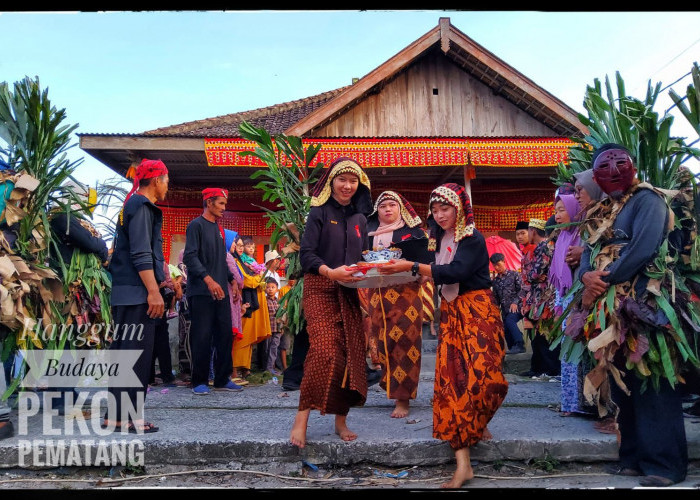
(48, 180, 110, 416)
(570, 143, 699, 487)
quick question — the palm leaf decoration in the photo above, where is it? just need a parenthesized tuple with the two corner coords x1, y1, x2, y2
(546, 68, 700, 414)
(238, 121, 325, 336)
(0, 76, 97, 399)
(551, 71, 700, 190)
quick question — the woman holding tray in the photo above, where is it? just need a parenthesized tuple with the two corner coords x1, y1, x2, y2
(289, 157, 372, 449)
(366, 190, 431, 418)
(380, 183, 508, 488)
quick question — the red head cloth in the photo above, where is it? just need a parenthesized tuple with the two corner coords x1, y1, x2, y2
(124, 159, 168, 205)
(202, 188, 229, 201)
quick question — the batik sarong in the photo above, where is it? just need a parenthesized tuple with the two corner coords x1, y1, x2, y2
(433, 289, 509, 449)
(298, 273, 367, 415)
(368, 281, 423, 400)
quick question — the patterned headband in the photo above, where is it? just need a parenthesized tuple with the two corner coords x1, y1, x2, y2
(310, 158, 371, 207)
(370, 190, 422, 228)
(429, 183, 475, 242)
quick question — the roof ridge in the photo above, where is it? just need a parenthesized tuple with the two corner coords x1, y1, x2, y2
(144, 85, 351, 136)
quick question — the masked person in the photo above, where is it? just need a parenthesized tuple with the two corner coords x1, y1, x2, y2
(289, 157, 371, 449)
(579, 143, 686, 486)
(104, 159, 169, 433)
(381, 183, 508, 489)
(365, 190, 431, 419)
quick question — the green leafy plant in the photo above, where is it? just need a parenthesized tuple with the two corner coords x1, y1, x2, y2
(669, 62, 700, 141)
(552, 71, 700, 190)
(238, 121, 325, 335)
(530, 455, 559, 472)
(0, 76, 104, 398)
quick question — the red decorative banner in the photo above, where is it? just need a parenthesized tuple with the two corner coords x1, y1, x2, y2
(160, 207, 274, 261)
(159, 202, 553, 261)
(204, 137, 574, 168)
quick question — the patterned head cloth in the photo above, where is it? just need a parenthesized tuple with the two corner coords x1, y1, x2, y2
(428, 183, 475, 243)
(369, 190, 422, 228)
(528, 218, 547, 231)
(310, 157, 372, 215)
(202, 188, 229, 201)
(124, 159, 168, 205)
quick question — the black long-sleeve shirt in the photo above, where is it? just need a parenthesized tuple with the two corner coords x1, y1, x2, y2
(109, 194, 165, 306)
(579, 188, 669, 297)
(183, 216, 234, 297)
(300, 198, 369, 274)
(430, 228, 492, 293)
(50, 213, 109, 267)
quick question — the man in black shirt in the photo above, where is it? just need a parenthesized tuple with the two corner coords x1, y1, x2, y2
(183, 188, 243, 395)
(106, 158, 169, 434)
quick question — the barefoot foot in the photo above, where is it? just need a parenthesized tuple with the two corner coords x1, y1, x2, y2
(290, 410, 310, 448)
(482, 427, 493, 441)
(441, 447, 474, 488)
(440, 468, 474, 489)
(334, 415, 358, 442)
(390, 400, 410, 419)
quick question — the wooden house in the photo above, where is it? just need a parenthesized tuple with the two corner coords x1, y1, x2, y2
(79, 17, 587, 264)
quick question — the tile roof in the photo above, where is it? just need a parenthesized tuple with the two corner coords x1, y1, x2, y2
(142, 86, 351, 138)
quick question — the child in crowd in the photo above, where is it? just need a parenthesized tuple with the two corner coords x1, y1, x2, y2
(240, 236, 267, 276)
(489, 253, 525, 354)
(275, 278, 296, 371)
(264, 277, 284, 375)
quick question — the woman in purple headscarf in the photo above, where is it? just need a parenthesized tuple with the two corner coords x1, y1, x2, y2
(549, 194, 594, 417)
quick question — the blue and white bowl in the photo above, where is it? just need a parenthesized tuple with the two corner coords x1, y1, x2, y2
(362, 248, 402, 262)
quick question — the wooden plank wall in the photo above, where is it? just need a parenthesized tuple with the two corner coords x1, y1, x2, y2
(311, 52, 558, 138)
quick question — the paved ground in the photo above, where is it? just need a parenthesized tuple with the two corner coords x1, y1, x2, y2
(1, 332, 699, 489)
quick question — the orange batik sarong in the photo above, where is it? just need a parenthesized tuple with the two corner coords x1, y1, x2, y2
(433, 289, 508, 449)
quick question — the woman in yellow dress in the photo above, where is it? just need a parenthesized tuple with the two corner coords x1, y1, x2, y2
(231, 236, 271, 382)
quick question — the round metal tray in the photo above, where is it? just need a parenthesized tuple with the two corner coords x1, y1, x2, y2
(340, 267, 417, 289)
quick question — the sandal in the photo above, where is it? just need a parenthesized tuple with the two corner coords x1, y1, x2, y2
(127, 421, 159, 434)
(101, 420, 121, 429)
(605, 465, 640, 476)
(638, 475, 675, 487)
(231, 377, 249, 386)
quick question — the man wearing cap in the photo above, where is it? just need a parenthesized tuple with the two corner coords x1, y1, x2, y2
(106, 158, 170, 433)
(183, 188, 243, 395)
(514, 220, 535, 256)
(519, 218, 560, 377)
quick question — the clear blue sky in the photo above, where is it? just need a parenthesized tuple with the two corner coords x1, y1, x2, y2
(1, 10, 699, 187)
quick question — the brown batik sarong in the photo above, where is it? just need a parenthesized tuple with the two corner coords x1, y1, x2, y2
(298, 273, 368, 415)
(433, 289, 508, 449)
(368, 281, 423, 400)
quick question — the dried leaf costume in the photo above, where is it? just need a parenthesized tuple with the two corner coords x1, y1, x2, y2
(366, 191, 430, 401)
(427, 183, 508, 449)
(298, 158, 372, 415)
(555, 181, 700, 415)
